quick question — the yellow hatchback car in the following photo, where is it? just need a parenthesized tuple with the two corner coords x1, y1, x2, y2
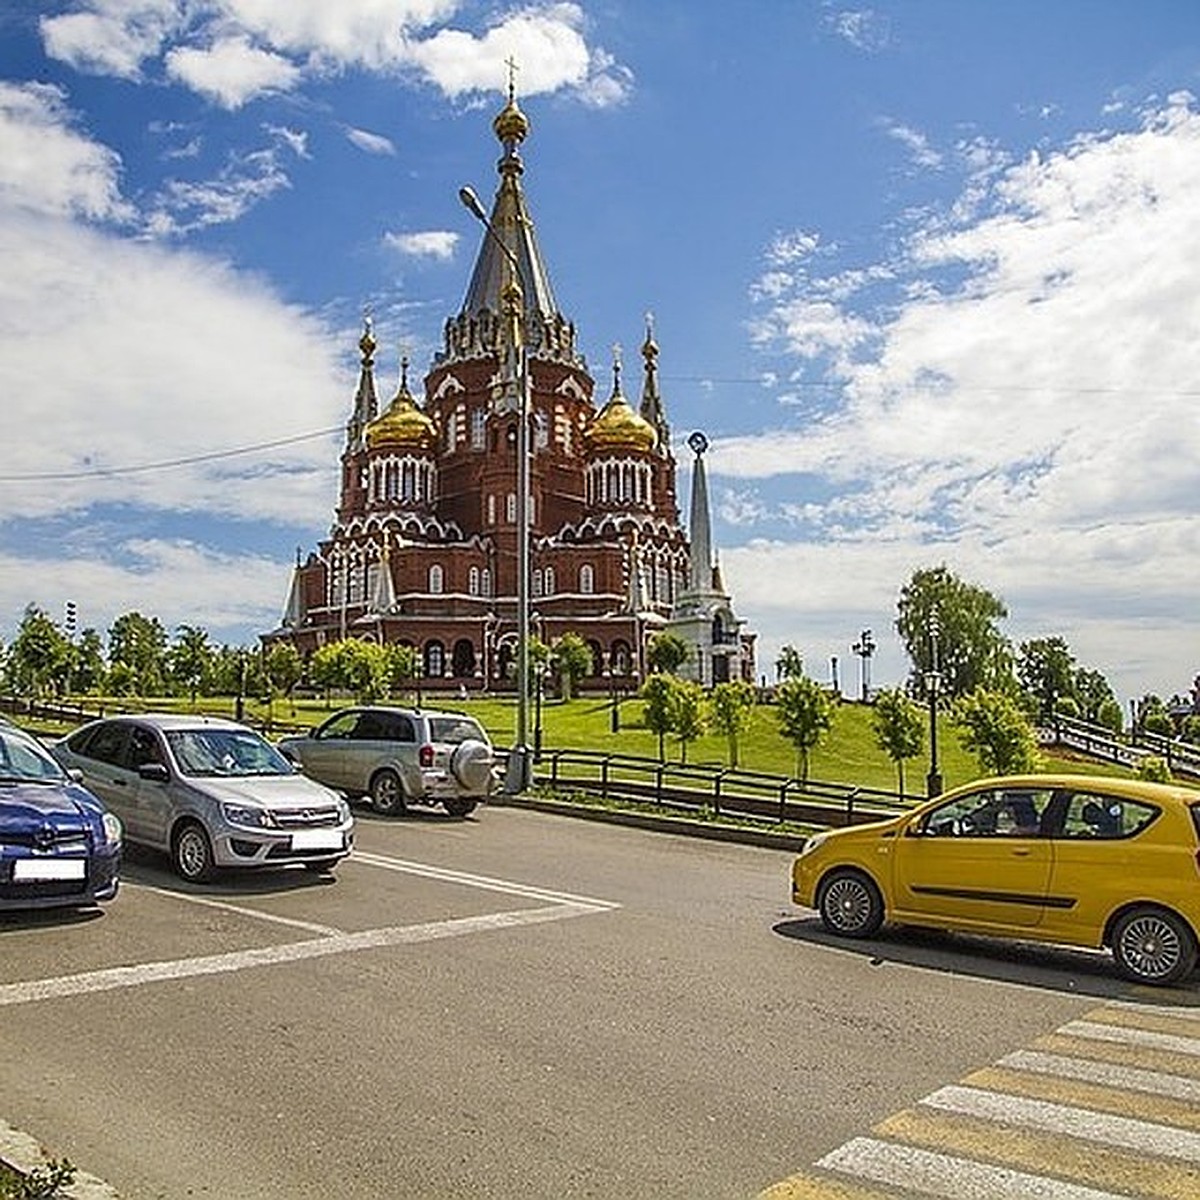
(792, 774, 1200, 986)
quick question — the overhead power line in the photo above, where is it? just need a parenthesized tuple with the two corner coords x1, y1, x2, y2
(0, 426, 342, 483)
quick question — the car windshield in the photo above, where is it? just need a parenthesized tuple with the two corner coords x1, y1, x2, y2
(165, 728, 294, 778)
(429, 716, 487, 745)
(0, 727, 68, 783)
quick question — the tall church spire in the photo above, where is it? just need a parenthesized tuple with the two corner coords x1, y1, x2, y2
(346, 315, 379, 451)
(639, 313, 671, 452)
(686, 431, 714, 593)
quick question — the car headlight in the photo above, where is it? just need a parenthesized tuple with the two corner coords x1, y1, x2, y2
(797, 832, 828, 859)
(221, 803, 274, 829)
(336, 798, 352, 824)
(102, 811, 123, 846)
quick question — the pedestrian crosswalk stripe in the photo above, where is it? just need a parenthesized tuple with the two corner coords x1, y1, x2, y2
(1082, 1003, 1200, 1038)
(816, 1137, 1129, 1200)
(875, 1104, 1200, 1200)
(1058, 1018, 1200, 1057)
(966, 1063, 1200, 1131)
(1001, 1045, 1200, 1102)
(1033, 1031, 1200, 1079)
(757, 1171, 901, 1199)
(920, 1083, 1200, 1162)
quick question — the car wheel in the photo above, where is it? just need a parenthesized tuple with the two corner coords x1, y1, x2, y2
(1111, 906, 1198, 985)
(172, 821, 215, 883)
(817, 869, 884, 938)
(370, 768, 406, 817)
(450, 739, 494, 793)
(443, 796, 477, 818)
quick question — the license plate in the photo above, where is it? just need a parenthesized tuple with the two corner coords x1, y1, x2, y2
(13, 858, 87, 882)
(291, 830, 342, 851)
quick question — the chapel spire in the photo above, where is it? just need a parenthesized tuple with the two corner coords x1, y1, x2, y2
(346, 315, 380, 451)
(639, 313, 671, 452)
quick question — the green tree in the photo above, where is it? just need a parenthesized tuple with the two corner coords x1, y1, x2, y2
(641, 673, 677, 761)
(670, 678, 707, 764)
(339, 640, 389, 702)
(265, 641, 303, 713)
(1016, 636, 1076, 722)
(550, 632, 591, 701)
(1096, 697, 1124, 734)
(896, 566, 1011, 700)
(646, 631, 689, 676)
(951, 688, 1040, 775)
(775, 644, 804, 682)
(108, 611, 168, 696)
(386, 643, 420, 701)
(871, 688, 924, 796)
(775, 675, 837, 783)
(310, 641, 352, 703)
(709, 679, 756, 767)
(1075, 668, 1118, 725)
(73, 628, 107, 694)
(6, 605, 68, 697)
(1136, 755, 1172, 784)
(171, 624, 212, 706)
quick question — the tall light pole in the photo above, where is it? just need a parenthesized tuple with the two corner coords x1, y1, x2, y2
(459, 184, 532, 792)
(924, 618, 943, 798)
(852, 628, 875, 702)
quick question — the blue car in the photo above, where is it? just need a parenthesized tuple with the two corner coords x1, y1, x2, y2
(0, 721, 121, 911)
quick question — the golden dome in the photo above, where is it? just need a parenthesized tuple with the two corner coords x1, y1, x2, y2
(586, 395, 658, 453)
(493, 95, 529, 146)
(365, 359, 436, 451)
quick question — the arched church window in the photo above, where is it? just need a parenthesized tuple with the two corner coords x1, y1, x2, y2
(425, 641, 445, 678)
(487, 494, 496, 525)
(468, 566, 480, 596)
(534, 410, 549, 450)
(481, 568, 492, 597)
(429, 564, 444, 594)
(579, 564, 594, 594)
(506, 493, 516, 523)
(544, 566, 555, 595)
(471, 409, 485, 449)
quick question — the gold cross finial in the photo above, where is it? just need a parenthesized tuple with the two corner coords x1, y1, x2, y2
(505, 56, 519, 102)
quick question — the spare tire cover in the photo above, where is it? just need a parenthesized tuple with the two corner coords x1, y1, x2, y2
(450, 739, 494, 793)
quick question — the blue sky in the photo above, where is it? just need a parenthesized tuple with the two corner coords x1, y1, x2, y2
(1, 1, 1198, 705)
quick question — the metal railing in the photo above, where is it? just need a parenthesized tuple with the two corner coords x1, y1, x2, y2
(1045, 714, 1200, 779)
(520, 747, 919, 829)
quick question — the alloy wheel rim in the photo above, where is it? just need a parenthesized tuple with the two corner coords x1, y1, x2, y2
(179, 830, 206, 877)
(825, 878, 870, 932)
(1120, 915, 1180, 979)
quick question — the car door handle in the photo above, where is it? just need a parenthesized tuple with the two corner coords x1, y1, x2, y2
(1011, 847, 1031, 856)
(108, 778, 129, 787)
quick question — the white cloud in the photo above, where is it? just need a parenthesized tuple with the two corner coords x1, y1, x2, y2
(0, 540, 291, 648)
(825, 7, 891, 53)
(0, 82, 133, 222)
(165, 36, 301, 109)
(40, 0, 631, 109)
(0, 209, 343, 526)
(384, 229, 459, 260)
(346, 126, 396, 155)
(882, 119, 943, 170)
(731, 93, 1200, 701)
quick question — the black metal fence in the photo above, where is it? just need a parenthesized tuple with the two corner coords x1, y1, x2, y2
(524, 747, 919, 830)
(1045, 714, 1200, 779)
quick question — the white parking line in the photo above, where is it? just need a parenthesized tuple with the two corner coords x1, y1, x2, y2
(350, 850, 621, 910)
(129, 882, 345, 936)
(0, 903, 601, 1008)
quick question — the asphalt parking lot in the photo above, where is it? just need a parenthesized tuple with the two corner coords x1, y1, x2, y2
(2, 804, 1195, 1199)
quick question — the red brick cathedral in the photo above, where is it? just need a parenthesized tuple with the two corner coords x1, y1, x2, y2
(268, 89, 754, 693)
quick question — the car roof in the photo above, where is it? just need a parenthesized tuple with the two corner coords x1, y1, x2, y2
(81, 713, 250, 733)
(950, 773, 1200, 807)
(336, 705, 476, 720)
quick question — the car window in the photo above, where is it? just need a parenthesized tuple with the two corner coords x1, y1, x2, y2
(74, 722, 129, 767)
(316, 712, 360, 740)
(353, 712, 389, 740)
(378, 713, 415, 742)
(919, 787, 1053, 838)
(128, 726, 164, 769)
(1059, 790, 1159, 839)
(0, 727, 66, 782)
(429, 716, 486, 745)
(165, 728, 293, 777)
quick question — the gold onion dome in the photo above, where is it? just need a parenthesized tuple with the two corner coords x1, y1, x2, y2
(493, 93, 529, 145)
(365, 358, 436, 450)
(586, 354, 657, 453)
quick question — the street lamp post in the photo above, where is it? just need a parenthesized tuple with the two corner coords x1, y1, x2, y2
(460, 184, 532, 793)
(852, 628, 875, 702)
(924, 620, 943, 798)
(534, 663, 547, 761)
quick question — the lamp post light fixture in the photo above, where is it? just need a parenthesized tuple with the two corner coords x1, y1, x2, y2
(924, 620, 943, 798)
(459, 183, 532, 793)
(851, 628, 875, 702)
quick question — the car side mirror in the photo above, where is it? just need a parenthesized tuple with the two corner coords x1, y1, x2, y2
(68, 767, 85, 784)
(138, 762, 169, 783)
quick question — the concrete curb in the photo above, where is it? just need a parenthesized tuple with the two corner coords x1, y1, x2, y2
(494, 793, 809, 851)
(0, 1118, 120, 1199)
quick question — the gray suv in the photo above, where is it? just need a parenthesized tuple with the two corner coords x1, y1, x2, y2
(278, 707, 494, 818)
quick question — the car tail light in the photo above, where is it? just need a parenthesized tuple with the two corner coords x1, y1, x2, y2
(419, 744, 435, 768)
